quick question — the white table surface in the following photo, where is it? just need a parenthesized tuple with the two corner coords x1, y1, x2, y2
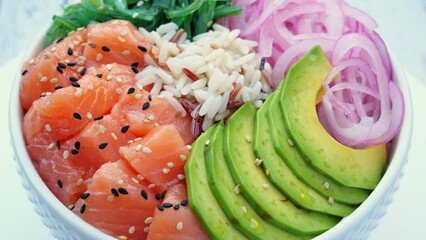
(1, 1, 426, 239)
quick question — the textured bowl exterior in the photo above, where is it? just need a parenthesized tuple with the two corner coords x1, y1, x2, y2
(8, 29, 412, 240)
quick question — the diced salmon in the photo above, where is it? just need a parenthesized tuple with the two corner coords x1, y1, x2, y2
(84, 20, 154, 70)
(73, 160, 159, 240)
(20, 29, 88, 111)
(147, 184, 209, 240)
(119, 125, 189, 193)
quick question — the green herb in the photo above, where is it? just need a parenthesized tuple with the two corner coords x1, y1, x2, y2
(45, 0, 241, 47)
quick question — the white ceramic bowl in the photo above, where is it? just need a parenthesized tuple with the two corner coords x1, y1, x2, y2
(9, 27, 413, 240)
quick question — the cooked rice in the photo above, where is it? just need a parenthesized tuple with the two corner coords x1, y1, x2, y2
(137, 23, 272, 131)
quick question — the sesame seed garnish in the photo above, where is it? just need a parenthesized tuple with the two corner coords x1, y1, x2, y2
(242, 206, 247, 214)
(117, 180, 125, 185)
(144, 216, 152, 224)
(50, 78, 59, 84)
(63, 150, 69, 160)
(148, 183, 156, 189)
(80, 68, 86, 76)
(131, 62, 139, 68)
(163, 202, 173, 208)
(99, 143, 108, 149)
(131, 178, 139, 184)
(131, 66, 139, 74)
(71, 149, 79, 155)
(58, 62, 67, 69)
(88, 43, 97, 48)
(132, 12, 139, 18)
(57, 179, 63, 189)
(116, 88, 123, 94)
(81, 192, 90, 199)
(67, 62, 76, 67)
(47, 142, 55, 150)
(260, 57, 266, 70)
(255, 158, 262, 167)
(121, 125, 129, 133)
(127, 87, 135, 94)
(40, 76, 48, 82)
(96, 53, 103, 61)
(166, 162, 175, 168)
(265, 168, 270, 176)
(128, 226, 136, 234)
(88, 83, 94, 90)
(262, 183, 269, 189)
(186, 145, 192, 150)
(56, 140, 61, 150)
(71, 81, 80, 88)
(96, 73, 103, 78)
(122, 50, 131, 56)
(107, 195, 115, 202)
(80, 204, 86, 214)
(328, 197, 335, 205)
(118, 188, 128, 195)
(56, 66, 64, 74)
(177, 174, 185, 180)
(56, 38, 64, 43)
(118, 235, 128, 240)
(137, 174, 145, 180)
(45, 100, 51, 109)
(323, 182, 330, 190)
(73, 112, 82, 120)
(111, 133, 118, 140)
(135, 93, 142, 99)
(176, 221, 183, 231)
(180, 200, 188, 206)
(245, 135, 252, 143)
(135, 144, 143, 151)
(160, 190, 167, 199)
(69, 76, 78, 82)
(155, 193, 161, 200)
(74, 88, 83, 97)
(68, 204, 75, 210)
(99, 125, 106, 134)
(287, 139, 294, 146)
(76, 178, 84, 186)
(234, 185, 240, 194)
(54, 85, 63, 90)
(173, 204, 180, 210)
(157, 205, 165, 211)
(106, 75, 114, 81)
(111, 188, 119, 197)
(179, 155, 187, 161)
(101, 46, 110, 52)
(138, 46, 147, 52)
(94, 116, 104, 121)
(205, 140, 210, 146)
(137, 1, 144, 7)
(141, 190, 148, 200)
(143, 227, 150, 233)
(162, 168, 170, 174)
(116, 76, 123, 83)
(142, 147, 152, 153)
(67, 47, 73, 56)
(106, 64, 112, 71)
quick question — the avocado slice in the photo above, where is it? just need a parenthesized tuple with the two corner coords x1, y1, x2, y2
(223, 103, 339, 236)
(206, 122, 308, 240)
(268, 83, 371, 205)
(254, 92, 356, 217)
(185, 125, 248, 240)
(280, 46, 387, 190)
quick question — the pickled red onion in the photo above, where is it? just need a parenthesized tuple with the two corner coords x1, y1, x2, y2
(222, 0, 404, 148)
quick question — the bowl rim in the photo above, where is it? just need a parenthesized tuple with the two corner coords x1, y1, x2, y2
(8, 26, 413, 239)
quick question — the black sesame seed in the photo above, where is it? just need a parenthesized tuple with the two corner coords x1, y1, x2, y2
(75, 141, 81, 150)
(96, 73, 103, 78)
(54, 85, 63, 90)
(121, 125, 129, 133)
(56, 38, 64, 43)
(81, 192, 90, 199)
(138, 45, 147, 52)
(80, 68, 86, 76)
(67, 47, 73, 56)
(58, 62, 67, 69)
(173, 204, 180, 210)
(131, 66, 139, 74)
(155, 193, 161, 200)
(67, 62, 76, 67)
(157, 205, 165, 211)
(69, 204, 75, 211)
(141, 190, 148, 200)
(56, 66, 64, 74)
(69, 76, 78, 82)
(80, 203, 86, 214)
(180, 200, 188, 206)
(22, 70, 28, 76)
(131, 62, 139, 68)
(127, 87, 136, 94)
(56, 140, 61, 150)
(71, 81, 80, 88)
(94, 116, 104, 121)
(98, 142, 108, 149)
(142, 102, 150, 110)
(57, 179, 63, 189)
(118, 188, 128, 195)
(101, 46, 111, 52)
(73, 112, 82, 120)
(160, 190, 167, 199)
(71, 149, 79, 155)
(162, 202, 173, 208)
(148, 95, 152, 101)
(111, 188, 119, 197)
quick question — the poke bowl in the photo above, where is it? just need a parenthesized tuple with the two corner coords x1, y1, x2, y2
(9, 1, 413, 240)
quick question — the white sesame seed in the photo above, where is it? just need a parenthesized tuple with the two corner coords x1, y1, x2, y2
(148, 115, 155, 121)
(144, 216, 153, 224)
(116, 88, 123, 94)
(118, 36, 126, 42)
(148, 183, 156, 189)
(137, 1, 144, 7)
(74, 88, 83, 97)
(107, 195, 115, 202)
(137, 84, 143, 91)
(186, 145, 192, 150)
(250, 218, 258, 228)
(88, 83, 94, 90)
(99, 125, 106, 134)
(51, 47, 57, 52)
(134, 137, 142, 141)
(63, 150, 69, 160)
(143, 147, 152, 153)
(106, 64, 112, 71)
(116, 76, 122, 83)
(176, 221, 183, 231)
(254, 158, 262, 167)
(45, 101, 52, 109)
(76, 178, 84, 186)
(143, 227, 150, 233)
(45, 124, 52, 132)
(166, 162, 175, 168)
(128, 226, 136, 234)
(96, 53, 103, 61)
(37, 72, 43, 79)
(77, 66, 84, 73)
(111, 133, 118, 140)
(328, 197, 334, 205)
(132, 177, 140, 184)
(234, 185, 240, 194)
(177, 174, 185, 180)
(50, 78, 58, 84)
(245, 135, 252, 143)
(179, 155, 187, 161)
(107, 75, 114, 81)
(47, 142, 55, 150)
(287, 138, 294, 146)
(137, 174, 145, 180)
(118, 235, 128, 240)
(242, 206, 247, 214)
(135, 144, 143, 151)
(132, 12, 139, 18)
(323, 182, 330, 190)
(162, 168, 170, 174)
(86, 112, 93, 119)
(40, 76, 48, 82)
(122, 50, 131, 56)
(117, 179, 125, 184)
(205, 140, 210, 146)
(262, 183, 269, 189)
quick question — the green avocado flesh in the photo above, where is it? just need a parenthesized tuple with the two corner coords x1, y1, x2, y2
(185, 125, 248, 240)
(223, 103, 339, 236)
(268, 84, 371, 205)
(205, 123, 307, 239)
(279, 46, 387, 190)
(254, 92, 356, 216)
